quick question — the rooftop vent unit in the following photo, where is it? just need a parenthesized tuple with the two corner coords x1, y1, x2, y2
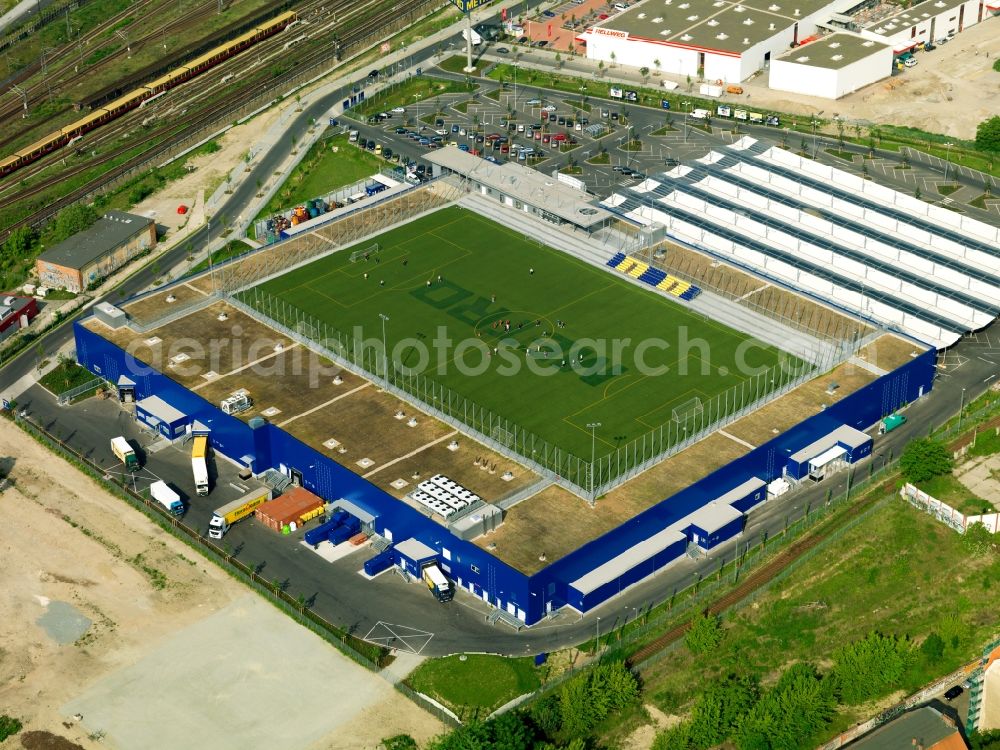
(716, 31, 729, 39)
(768, 3, 780, 9)
(793, 7, 800, 14)
(862, 40, 874, 46)
(830, 41, 840, 47)
(637, 11, 646, 17)
(795, 55, 809, 61)
(831, 54, 843, 60)
(707, 18, 719, 25)
(653, 15, 664, 21)
(768, 22, 775, 29)
(686, 13, 699, 20)
(681, 33, 693, 40)
(743, 36, 750, 43)
(660, 28, 672, 34)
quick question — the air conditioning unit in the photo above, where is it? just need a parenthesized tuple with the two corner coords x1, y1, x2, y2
(220, 391, 253, 415)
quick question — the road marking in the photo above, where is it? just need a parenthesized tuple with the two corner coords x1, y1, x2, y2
(276, 382, 370, 427)
(362, 429, 458, 478)
(718, 429, 755, 450)
(190, 343, 300, 392)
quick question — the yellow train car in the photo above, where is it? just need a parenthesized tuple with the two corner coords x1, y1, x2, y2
(0, 9, 298, 180)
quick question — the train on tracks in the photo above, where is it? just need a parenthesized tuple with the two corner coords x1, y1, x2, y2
(0, 10, 297, 180)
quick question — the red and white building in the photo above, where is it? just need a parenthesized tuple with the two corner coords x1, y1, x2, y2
(0, 295, 38, 339)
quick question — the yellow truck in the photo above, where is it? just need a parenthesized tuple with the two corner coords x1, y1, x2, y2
(207, 488, 272, 539)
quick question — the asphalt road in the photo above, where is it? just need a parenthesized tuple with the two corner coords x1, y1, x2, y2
(16, 320, 1000, 656)
(5, 11, 1000, 655)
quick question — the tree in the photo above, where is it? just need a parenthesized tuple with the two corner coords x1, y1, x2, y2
(963, 521, 997, 556)
(51, 204, 98, 242)
(5, 225, 37, 258)
(685, 613, 724, 655)
(920, 632, 946, 664)
(976, 116, 1000, 153)
(732, 664, 835, 750)
(609, 51, 617, 67)
(653, 721, 694, 750)
(639, 66, 650, 84)
(900, 438, 953, 484)
(382, 735, 418, 750)
(653, 58, 662, 75)
(687, 674, 759, 748)
(832, 632, 912, 705)
(558, 661, 639, 738)
(969, 729, 1000, 750)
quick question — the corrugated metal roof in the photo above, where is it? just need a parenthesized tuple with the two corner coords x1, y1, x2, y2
(686, 502, 743, 534)
(396, 537, 437, 562)
(789, 424, 870, 463)
(570, 527, 686, 595)
(135, 394, 186, 425)
(38, 211, 153, 270)
(424, 149, 611, 228)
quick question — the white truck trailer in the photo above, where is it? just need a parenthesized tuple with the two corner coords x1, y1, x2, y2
(191, 435, 209, 496)
(150, 481, 184, 516)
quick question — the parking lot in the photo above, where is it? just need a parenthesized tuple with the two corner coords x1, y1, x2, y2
(344, 66, 727, 198)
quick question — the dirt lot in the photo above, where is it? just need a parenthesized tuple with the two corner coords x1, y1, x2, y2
(0, 420, 442, 750)
(739, 18, 1000, 139)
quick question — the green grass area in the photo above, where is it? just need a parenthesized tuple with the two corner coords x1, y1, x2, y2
(189, 240, 253, 275)
(937, 183, 961, 196)
(452, 99, 475, 114)
(968, 427, 1000, 458)
(354, 77, 472, 118)
(437, 55, 482, 76)
(248, 206, 802, 461)
(254, 134, 385, 221)
(825, 148, 856, 162)
(650, 124, 678, 136)
(918, 473, 994, 515)
(39, 360, 96, 396)
(42, 289, 78, 301)
(634, 500, 1000, 747)
(970, 193, 996, 210)
(406, 655, 541, 719)
(587, 152, 610, 164)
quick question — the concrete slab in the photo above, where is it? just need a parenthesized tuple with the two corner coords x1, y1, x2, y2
(63, 595, 391, 750)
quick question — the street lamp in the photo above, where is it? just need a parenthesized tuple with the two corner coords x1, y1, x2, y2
(587, 421, 601, 495)
(379, 313, 390, 385)
(944, 141, 954, 183)
(596, 615, 601, 647)
(959, 387, 967, 432)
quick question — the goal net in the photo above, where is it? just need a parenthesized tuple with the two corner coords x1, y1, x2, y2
(491, 424, 515, 449)
(349, 242, 381, 262)
(672, 396, 704, 423)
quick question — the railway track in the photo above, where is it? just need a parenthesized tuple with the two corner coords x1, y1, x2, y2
(625, 479, 895, 667)
(0, 0, 438, 236)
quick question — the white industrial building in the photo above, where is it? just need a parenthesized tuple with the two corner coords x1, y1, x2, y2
(769, 32, 893, 98)
(858, 0, 997, 50)
(600, 137, 1000, 349)
(576, 0, 997, 88)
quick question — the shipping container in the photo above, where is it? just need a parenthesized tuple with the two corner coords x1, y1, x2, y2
(364, 549, 395, 576)
(255, 486, 325, 532)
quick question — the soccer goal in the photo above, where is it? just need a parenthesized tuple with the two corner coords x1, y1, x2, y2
(349, 243, 381, 262)
(672, 396, 704, 423)
(491, 424, 516, 449)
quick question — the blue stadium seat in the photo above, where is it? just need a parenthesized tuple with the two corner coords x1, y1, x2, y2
(607, 252, 626, 268)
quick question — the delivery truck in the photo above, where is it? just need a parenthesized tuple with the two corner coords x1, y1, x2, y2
(208, 488, 272, 539)
(462, 27, 482, 46)
(150, 481, 184, 516)
(111, 436, 139, 471)
(422, 562, 454, 602)
(191, 435, 209, 496)
(878, 414, 907, 434)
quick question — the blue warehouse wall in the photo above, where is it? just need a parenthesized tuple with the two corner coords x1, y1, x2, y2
(529, 347, 937, 613)
(687, 514, 746, 551)
(76, 318, 936, 625)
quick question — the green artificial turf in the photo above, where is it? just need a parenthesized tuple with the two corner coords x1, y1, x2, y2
(248, 207, 802, 462)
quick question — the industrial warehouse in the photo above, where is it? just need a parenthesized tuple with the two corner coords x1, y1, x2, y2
(69, 144, 999, 628)
(575, 0, 997, 93)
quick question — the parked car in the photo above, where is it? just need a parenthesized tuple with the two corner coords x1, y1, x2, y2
(613, 2, 629, 10)
(664, 157, 681, 167)
(532, 40, 548, 48)
(543, 10, 556, 17)
(765, 115, 781, 126)
(517, 36, 529, 44)
(525, 98, 542, 105)
(435, 129, 448, 136)
(458, 144, 470, 151)
(904, 57, 918, 67)
(612, 165, 626, 172)
(391, 106, 406, 113)
(451, 124, 460, 133)
(369, 69, 380, 78)
(496, 47, 509, 53)
(944, 686, 963, 701)
(395, 127, 407, 134)
(923, 42, 936, 50)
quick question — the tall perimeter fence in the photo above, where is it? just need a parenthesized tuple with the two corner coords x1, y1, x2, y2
(235, 284, 854, 500)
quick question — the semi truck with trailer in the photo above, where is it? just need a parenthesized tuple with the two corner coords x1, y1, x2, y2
(207, 488, 272, 539)
(150, 481, 184, 516)
(878, 414, 907, 434)
(191, 435, 209, 496)
(422, 563, 454, 602)
(111, 436, 139, 471)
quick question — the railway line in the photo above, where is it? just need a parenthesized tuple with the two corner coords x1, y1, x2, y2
(625, 479, 895, 667)
(0, 0, 439, 235)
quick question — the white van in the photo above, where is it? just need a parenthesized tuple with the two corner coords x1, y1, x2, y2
(348, 130, 359, 143)
(690, 108, 711, 119)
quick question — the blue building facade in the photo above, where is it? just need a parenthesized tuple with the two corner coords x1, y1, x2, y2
(75, 320, 936, 625)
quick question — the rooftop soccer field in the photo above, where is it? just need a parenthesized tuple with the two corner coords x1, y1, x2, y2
(248, 207, 803, 464)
